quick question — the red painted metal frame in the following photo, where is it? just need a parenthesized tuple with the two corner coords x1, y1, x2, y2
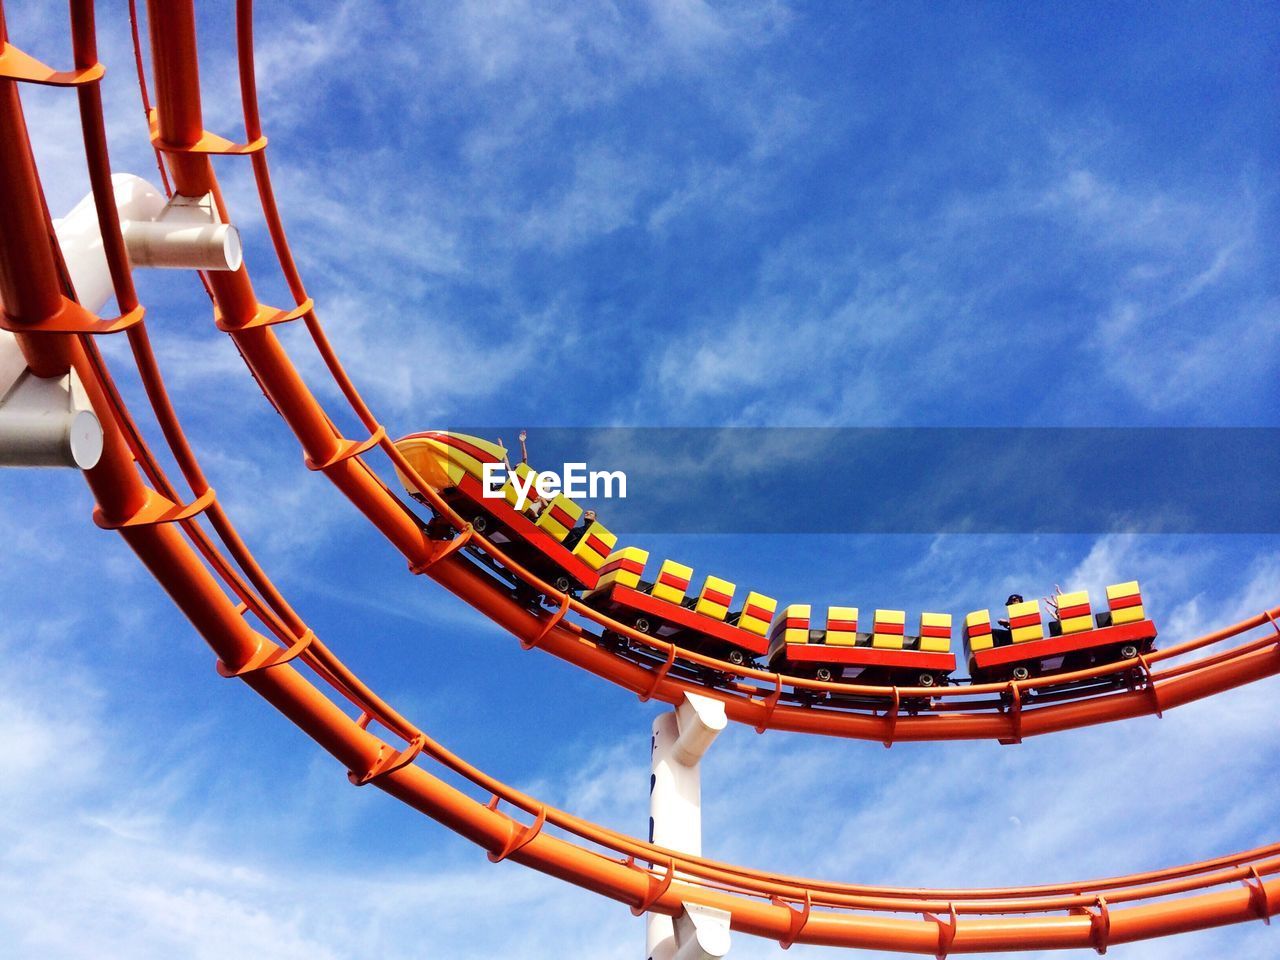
(448, 472, 601, 590)
(972, 620, 1157, 672)
(589, 583, 772, 657)
(773, 642, 956, 674)
(2, 0, 1280, 952)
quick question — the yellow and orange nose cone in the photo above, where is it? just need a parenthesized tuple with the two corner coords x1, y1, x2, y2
(394, 431, 507, 494)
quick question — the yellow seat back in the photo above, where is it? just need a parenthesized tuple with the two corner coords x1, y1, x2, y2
(964, 609, 994, 652)
(1106, 580, 1145, 625)
(769, 604, 811, 652)
(533, 494, 582, 542)
(871, 609, 906, 649)
(1055, 589, 1093, 635)
(652, 560, 693, 605)
(1008, 598, 1044, 643)
(735, 592, 777, 637)
(694, 575, 735, 621)
(570, 521, 617, 571)
(825, 606, 859, 647)
(918, 612, 952, 653)
(587, 546, 648, 597)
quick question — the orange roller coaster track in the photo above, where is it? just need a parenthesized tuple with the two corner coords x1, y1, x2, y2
(1, 1, 1278, 953)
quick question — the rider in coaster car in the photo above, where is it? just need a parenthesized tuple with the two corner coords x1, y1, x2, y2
(563, 509, 597, 549)
(501, 429, 546, 517)
(994, 593, 1022, 644)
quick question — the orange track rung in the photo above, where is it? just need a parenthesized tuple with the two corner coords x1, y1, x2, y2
(629, 857, 676, 916)
(409, 524, 475, 574)
(347, 732, 427, 787)
(882, 687, 901, 748)
(1085, 896, 1111, 954)
(304, 425, 387, 472)
(928, 902, 959, 960)
(753, 674, 784, 734)
(216, 628, 315, 678)
(147, 109, 267, 155)
(214, 298, 313, 332)
(638, 645, 677, 703)
(1137, 653, 1163, 718)
(998, 682, 1024, 746)
(522, 592, 570, 651)
(92, 486, 215, 530)
(0, 41, 104, 86)
(0, 299, 143, 335)
(1246, 867, 1274, 924)
(773, 890, 812, 950)
(487, 802, 548, 863)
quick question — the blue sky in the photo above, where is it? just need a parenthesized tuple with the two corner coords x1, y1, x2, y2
(3, 1, 1280, 958)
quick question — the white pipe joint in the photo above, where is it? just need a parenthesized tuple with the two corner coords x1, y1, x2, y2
(672, 903, 732, 960)
(0, 332, 103, 469)
(121, 217, 242, 271)
(54, 174, 241, 314)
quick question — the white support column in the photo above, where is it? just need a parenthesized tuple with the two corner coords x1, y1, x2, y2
(647, 692, 730, 960)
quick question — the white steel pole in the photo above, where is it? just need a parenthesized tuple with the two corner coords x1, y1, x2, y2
(647, 692, 731, 960)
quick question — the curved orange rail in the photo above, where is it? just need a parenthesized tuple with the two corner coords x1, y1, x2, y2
(1, 1, 1278, 952)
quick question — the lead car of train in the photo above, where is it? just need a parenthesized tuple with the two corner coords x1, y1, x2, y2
(395, 432, 1158, 688)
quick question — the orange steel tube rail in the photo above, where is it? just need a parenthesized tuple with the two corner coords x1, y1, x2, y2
(1, 1, 1278, 952)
